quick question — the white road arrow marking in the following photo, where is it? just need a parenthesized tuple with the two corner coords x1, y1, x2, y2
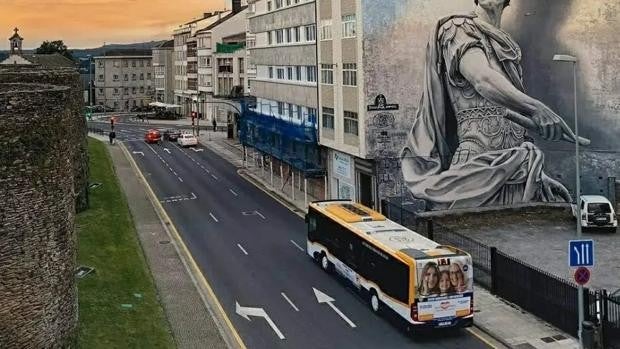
(192, 148, 204, 152)
(132, 151, 144, 156)
(313, 288, 356, 328)
(164, 148, 171, 154)
(290, 240, 305, 252)
(235, 302, 285, 340)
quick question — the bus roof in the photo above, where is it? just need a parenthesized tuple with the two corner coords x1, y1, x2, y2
(309, 201, 464, 260)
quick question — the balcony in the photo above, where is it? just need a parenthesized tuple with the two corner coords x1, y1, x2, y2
(216, 42, 245, 54)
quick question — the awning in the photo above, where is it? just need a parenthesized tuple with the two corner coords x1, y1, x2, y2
(149, 102, 181, 108)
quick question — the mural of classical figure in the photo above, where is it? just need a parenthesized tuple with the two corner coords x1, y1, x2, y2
(401, 0, 589, 210)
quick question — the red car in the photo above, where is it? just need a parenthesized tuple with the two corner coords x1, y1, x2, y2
(144, 129, 162, 144)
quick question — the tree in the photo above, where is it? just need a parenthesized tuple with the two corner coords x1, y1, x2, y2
(35, 40, 74, 61)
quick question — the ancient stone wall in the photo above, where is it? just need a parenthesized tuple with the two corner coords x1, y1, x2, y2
(0, 67, 89, 212)
(0, 80, 79, 346)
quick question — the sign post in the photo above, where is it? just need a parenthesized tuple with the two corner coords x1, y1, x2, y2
(569, 239, 594, 349)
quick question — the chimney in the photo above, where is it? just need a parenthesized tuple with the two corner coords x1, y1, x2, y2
(232, 0, 242, 13)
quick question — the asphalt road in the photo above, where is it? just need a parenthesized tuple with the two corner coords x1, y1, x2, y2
(90, 121, 491, 349)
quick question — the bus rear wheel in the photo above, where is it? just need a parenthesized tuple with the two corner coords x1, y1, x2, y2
(320, 253, 332, 273)
(370, 291, 381, 314)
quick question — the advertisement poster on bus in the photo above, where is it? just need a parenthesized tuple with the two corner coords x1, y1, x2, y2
(416, 258, 473, 298)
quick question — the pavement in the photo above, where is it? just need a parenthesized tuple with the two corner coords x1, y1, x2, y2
(89, 117, 580, 349)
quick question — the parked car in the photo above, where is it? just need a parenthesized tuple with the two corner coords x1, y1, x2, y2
(572, 195, 617, 232)
(162, 129, 181, 142)
(144, 129, 162, 144)
(177, 133, 198, 147)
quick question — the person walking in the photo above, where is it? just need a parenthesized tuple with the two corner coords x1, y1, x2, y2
(212, 118, 217, 132)
(108, 130, 116, 145)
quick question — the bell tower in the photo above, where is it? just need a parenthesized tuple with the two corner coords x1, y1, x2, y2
(9, 27, 23, 55)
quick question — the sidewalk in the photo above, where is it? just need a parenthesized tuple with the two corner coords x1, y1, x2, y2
(198, 132, 580, 349)
(88, 133, 232, 349)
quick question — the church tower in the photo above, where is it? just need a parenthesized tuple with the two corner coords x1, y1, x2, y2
(9, 27, 23, 55)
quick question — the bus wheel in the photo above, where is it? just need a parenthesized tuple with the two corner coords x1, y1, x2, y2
(370, 291, 380, 313)
(320, 253, 331, 273)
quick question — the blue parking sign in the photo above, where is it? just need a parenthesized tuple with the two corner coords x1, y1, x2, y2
(568, 240, 594, 267)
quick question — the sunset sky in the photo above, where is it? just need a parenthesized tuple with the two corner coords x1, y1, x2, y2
(0, 0, 226, 50)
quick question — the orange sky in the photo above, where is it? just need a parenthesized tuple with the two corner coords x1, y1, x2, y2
(0, 0, 226, 50)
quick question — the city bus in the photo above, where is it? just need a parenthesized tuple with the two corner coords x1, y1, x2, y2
(306, 200, 474, 329)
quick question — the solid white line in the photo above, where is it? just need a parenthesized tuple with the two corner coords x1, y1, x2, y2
(237, 244, 248, 255)
(327, 302, 356, 328)
(255, 211, 266, 220)
(211, 174, 218, 180)
(209, 212, 219, 222)
(178, 177, 184, 182)
(281, 292, 299, 312)
(290, 240, 305, 252)
(229, 189, 238, 197)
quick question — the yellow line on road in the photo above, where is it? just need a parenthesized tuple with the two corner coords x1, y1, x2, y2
(465, 327, 502, 349)
(120, 143, 247, 349)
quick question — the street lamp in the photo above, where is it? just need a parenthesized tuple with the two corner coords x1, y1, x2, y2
(553, 53, 583, 348)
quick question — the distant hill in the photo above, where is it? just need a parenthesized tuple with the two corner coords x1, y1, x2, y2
(0, 41, 165, 62)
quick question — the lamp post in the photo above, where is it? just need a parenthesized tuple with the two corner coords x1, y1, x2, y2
(553, 53, 582, 348)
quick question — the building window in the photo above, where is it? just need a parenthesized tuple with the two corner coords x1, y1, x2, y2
(140, 86, 144, 93)
(267, 1, 272, 11)
(132, 60, 136, 67)
(276, 29, 284, 44)
(342, 14, 357, 38)
(320, 64, 334, 85)
(113, 60, 120, 67)
(123, 60, 128, 67)
(268, 66, 274, 78)
(294, 27, 301, 42)
(124, 74, 128, 81)
(268, 31, 273, 45)
(288, 103, 294, 119)
(98, 88, 104, 94)
(277, 101, 285, 115)
(147, 61, 151, 67)
(322, 107, 335, 129)
(140, 60, 144, 67)
(287, 66, 293, 80)
(113, 88, 119, 95)
(320, 20, 332, 41)
(277, 68, 285, 79)
(239, 58, 244, 73)
(308, 107, 317, 123)
(98, 61, 104, 67)
(296, 105, 303, 120)
(285, 28, 291, 43)
(306, 66, 317, 82)
(140, 73, 144, 80)
(113, 74, 119, 81)
(344, 111, 358, 135)
(98, 74, 104, 81)
(124, 87, 129, 95)
(218, 58, 233, 73)
(343, 63, 357, 86)
(305, 25, 316, 41)
(132, 87, 137, 94)
(295, 66, 302, 81)
(275, 0, 283, 8)
(147, 73, 152, 80)
(132, 74, 137, 81)
(207, 57, 211, 67)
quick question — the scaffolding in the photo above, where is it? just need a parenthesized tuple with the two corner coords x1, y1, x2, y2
(238, 107, 324, 178)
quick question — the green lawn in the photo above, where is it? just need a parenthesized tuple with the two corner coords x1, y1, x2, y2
(76, 139, 175, 348)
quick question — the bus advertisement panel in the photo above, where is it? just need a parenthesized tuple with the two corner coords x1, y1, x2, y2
(415, 257, 474, 325)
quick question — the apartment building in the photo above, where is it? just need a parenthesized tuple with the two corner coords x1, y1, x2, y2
(173, 11, 231, 117)
(195, 0, 251, 125)
(245, 0, 324, 200)
(152, 40, 174, 104)
(93, 50, 153, 111)
(316, 0, 376, 208)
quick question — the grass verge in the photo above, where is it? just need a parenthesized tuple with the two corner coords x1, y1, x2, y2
(76, 138, 175, 348)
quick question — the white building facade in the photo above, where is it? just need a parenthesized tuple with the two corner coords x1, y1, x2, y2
(94, 52, 154, 111)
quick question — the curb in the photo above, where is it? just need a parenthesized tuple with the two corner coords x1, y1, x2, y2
(471, 323, 514, 349)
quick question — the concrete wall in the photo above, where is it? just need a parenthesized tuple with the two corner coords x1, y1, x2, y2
(251, 79, 317, 106)
(0, 77, 81, 347)
(249, 2, 316, 33)
(250, 45, 316, 66)
(361, 0, 620, 205)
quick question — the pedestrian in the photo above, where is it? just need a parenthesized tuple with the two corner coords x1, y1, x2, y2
(109, 130, 116, 145)
(212, 119, 217, 132)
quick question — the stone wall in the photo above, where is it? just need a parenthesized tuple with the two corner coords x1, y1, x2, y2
(0, 70, 82, 346)
(0, 66, 89, 212)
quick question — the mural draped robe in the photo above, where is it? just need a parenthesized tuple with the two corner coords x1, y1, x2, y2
(401, 14, 570, 210)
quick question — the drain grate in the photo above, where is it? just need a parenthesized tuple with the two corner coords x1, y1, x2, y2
(159, 240, 170, 245)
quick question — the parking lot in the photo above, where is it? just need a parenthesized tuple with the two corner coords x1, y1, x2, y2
(437, 206, 620, 292)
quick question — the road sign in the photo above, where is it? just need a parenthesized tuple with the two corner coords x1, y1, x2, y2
(574, 267, 590, 285)
(569, 239, 594, 267)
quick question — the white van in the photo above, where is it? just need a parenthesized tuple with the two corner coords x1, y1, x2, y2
(177, 133, 198, 147)
(573, 195, 617, 232)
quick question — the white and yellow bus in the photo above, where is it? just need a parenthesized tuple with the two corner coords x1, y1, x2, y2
(306, 200, 474, 329)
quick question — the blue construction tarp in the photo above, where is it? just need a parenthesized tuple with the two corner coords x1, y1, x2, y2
(239, 109, 324, 176)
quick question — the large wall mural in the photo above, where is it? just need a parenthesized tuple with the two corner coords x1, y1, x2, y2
(363, 0, 620, 210)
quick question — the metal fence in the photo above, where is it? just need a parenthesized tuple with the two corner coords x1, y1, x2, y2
(382, 198, 618, 347)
